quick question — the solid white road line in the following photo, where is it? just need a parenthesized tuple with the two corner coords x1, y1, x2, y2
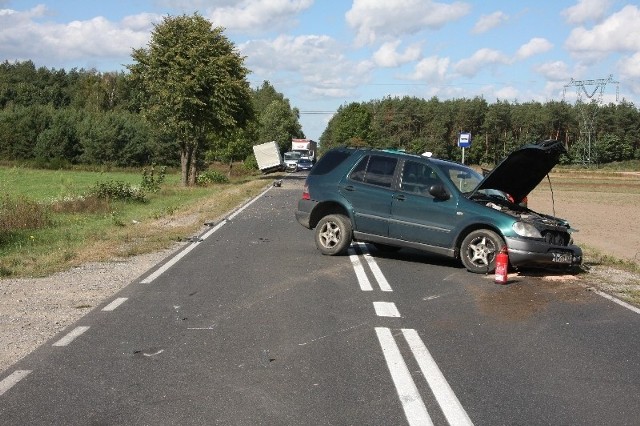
(0, 370, 31, 396)
(592, 289, 640, 315)
(140, 241, 202, 284)
(141, 186, 273, 284)
(373, 301, 401, 317)
(102, 297, 128, 311)
(357, 243, 393, 292)
(375, 327, 433, 426)
(402, 328, 474, 426)
(52, 326, 90, 347)
(349, 247, 373, 291)
(226, 186, 273, 221)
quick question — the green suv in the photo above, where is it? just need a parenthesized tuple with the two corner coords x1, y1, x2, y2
(295, 140, 582, 273)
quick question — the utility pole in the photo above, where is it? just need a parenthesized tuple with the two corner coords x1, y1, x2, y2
(563, 75, 619, 166)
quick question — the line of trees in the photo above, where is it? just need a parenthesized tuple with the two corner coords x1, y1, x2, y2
(0, 15, 303, 184)
(320, 96, 640, 166)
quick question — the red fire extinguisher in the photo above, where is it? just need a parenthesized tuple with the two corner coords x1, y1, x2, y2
(494, 246, 509, 284)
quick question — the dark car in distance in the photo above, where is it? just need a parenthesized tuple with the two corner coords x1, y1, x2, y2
(295, 140, 582, 273)
(296, 158, 314, 171)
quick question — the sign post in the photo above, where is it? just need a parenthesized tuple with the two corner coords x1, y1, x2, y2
(458, 132, 471, 164)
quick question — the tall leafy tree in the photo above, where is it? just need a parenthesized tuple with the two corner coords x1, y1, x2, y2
(127, 13, 253, 185)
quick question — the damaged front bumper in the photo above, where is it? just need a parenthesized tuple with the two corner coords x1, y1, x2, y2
(505, 236, 583, 269)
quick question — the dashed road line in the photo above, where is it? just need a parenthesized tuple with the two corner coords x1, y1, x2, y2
(373, 301, 401, 317)
(52, 326, 90, 347)
(102, 297, 128, 311)
(0, 370, 31, 396)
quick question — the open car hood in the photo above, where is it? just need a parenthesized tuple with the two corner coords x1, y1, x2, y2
(471, 139, 566, 204)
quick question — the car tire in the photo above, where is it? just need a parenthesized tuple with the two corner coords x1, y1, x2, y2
(460, 229, 504, 274)
(315, 214, 352, 255)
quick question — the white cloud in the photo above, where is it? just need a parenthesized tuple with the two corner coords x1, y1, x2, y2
(408, 55, 450, 82)
(494, 86, 519, 101)
(454, 48, 510, 77)
(205, 0, 313, 33)
(240, 34, 370, 98)
(515, 38, 553, 60)
(618, 52, 640, 96)
(372, 41, 421, 67)
(346, 0, 471, 45)
(561, 0, 612, 25)
(0, 6, 159, 67)
(472, 11, 508, 34)
(533, 61, 571, 82)
(565, 5, 640, 59)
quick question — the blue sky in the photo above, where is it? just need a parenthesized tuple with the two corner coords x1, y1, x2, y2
(1, 0, 639, 141)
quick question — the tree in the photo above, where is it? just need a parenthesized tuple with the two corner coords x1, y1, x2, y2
(258, 99, 303, 151)
(127, 13, 253, 185)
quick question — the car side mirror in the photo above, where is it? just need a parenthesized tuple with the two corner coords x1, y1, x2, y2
(429, 183, 450, 200)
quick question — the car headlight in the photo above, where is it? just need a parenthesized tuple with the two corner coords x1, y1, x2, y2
(512, 221, 542, 238)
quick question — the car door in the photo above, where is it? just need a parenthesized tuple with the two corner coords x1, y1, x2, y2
(389, 159, 460, 249)
(339, 154, 398, 237)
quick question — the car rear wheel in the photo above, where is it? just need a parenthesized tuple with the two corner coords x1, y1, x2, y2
(315, 214, 352, 255)
(460, 229, 504, 273)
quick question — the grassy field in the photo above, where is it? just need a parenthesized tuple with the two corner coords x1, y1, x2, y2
(0, 165, 278, 278)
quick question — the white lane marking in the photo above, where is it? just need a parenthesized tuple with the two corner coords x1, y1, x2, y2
(140, 241, 202, 283)
(141, 186, 272, 283)
(102, 297, 128, 311)
(348, 247, 373, 291)
(373, 301, 401, 318)
(357, 243, 393, 292)
(52, 326, 90, 347)
(227, 186, 273, 220)
(375, 327, 433, 426)
(0, 370, 31, 396)
(592, 289, 640, 315)
(402, 329, 474, 426)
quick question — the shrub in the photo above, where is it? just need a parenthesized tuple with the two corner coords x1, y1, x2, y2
(50, 194, 111, 214)
(0, 195, 51, 234)
(90, 180, 146, 202)
(197, 170, 229, 185)
(141, 163, 167, 193)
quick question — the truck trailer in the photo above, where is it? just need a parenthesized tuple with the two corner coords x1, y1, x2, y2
(252, 141, 283, 173)
(291, 139, 317, 162)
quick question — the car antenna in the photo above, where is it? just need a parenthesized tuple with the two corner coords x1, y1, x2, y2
(546, 174, 556, 216)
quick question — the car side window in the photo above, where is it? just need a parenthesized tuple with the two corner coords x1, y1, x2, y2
(349, 155, 398, 188)
(400, 160, 441, 195)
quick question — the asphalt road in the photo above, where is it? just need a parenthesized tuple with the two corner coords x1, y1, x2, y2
(1, 174, 639, 425)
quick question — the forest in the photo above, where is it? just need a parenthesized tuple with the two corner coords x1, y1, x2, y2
(2, 59, 640, 170)
(319, 95, 640, 166)
(0, 60, 303, 170)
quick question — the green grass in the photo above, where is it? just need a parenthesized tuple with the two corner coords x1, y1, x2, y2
(0, 165, 279, 278)
(0, 166, 180, 202)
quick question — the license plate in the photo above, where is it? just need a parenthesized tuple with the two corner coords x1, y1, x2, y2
(552, 252, 572, 263)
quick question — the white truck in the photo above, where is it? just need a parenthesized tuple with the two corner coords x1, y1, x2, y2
(252, 141, 283, 173)
(291, 138, 317, 162)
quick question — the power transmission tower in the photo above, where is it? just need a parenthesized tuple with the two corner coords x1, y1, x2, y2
(563, 75, 619, 166)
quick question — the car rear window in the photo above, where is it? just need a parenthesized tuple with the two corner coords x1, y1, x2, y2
(309, 150, 352, 175)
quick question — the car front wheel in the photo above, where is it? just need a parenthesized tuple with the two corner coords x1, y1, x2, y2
(315, 214, 352, 255)
(460, 229, 504, 273)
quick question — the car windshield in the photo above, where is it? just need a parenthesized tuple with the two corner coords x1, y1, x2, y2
(284, 152, 301, 161)
(435, 162, 483, 194)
